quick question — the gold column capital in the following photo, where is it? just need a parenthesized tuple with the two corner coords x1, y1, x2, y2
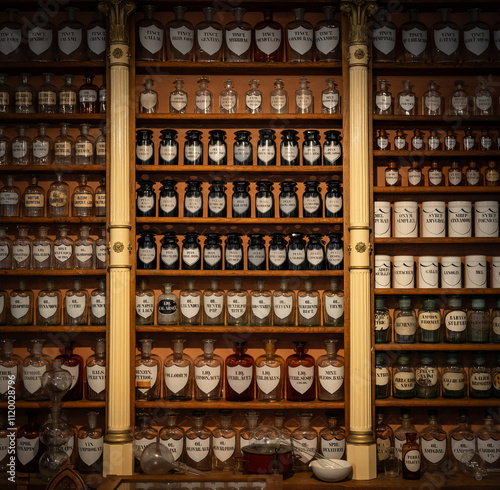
(99, 0, 136, 46)
(340, 0, 378, 45)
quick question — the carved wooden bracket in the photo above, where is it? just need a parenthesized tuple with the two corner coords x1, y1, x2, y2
(340, 0, 378, 45)
(98, 0, 136, 46)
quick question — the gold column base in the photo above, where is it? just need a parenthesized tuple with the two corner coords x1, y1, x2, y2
(347, 442, 377, 480)
(103, 441, 134, 476)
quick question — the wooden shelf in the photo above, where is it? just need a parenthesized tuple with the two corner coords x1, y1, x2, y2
(374, 343, 500, 351)
(0, 326, 106, 333)
(0, 165, 106, 173)
(0, 269, 105, 276)
(136, 399, 344, 410)
(375, 397, 500, 407)
(373, 150, 500, 158)
(0, 217, 106, 224)
(374, 288, 500, 295)
(1, 114, 105, 124)
(372, 115, 498, 128)
(137, 217, 343, 225)
(0, 400, 105, 409)
(136, 165, 343, 175)
(375, 237, 500, 244)
(136, 325, 344, 333)
(137, 270, 344, 277)
(0, 62, 105, 74)
(373, 61, 500, 75)
(373, 185, 500, 195)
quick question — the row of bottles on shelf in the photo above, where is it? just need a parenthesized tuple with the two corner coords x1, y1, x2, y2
(376, 409, 500, 479)
(137, 232, 344, 271)
(375, 350, 500, 400)
(135, 338, 344, 403)
(139, 77, 340, 115)
(133, 409, 346, 473)
(0, 278, 106, 327)
(0, 8, 106, 62)
(136, 5, 340, 63)
(374, 295, 500, 344)
(375, 255, 499, 290)
(372, 8, 500, 64)
(375, 79, 498, 116)
(0, 175, 106, 218)
(0, 74, 105, 115)
(0, 124, 106, 166)
(136, 179, 342, 219)
(0, 339, 105, 402)
(374, 199, 499, 238)
(0, 225, 106, 270)
(136, 128, 342, 167)
(136, 278, 344, 327)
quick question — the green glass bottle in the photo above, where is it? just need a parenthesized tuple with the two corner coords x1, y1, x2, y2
(418, 297, 441, 343)
(467, 296, 490, 343)
(442, 351, 466, 399)
(393, 352, 415, 399)
(469, 353, 491, 399)
(394, 296, 417, 344)
(415, 352, 439, 399)
(375, 296, 391, 344)
(444, 296, 467, 343)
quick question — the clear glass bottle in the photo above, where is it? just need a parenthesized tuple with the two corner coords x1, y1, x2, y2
(224, 8, 252, 62)
(12, 126, 31, 165)
(136, 5, 164, 61)
(397, 80, 417, 115)
(74, 225, 94, 269)
(255, 339, 284, 402)
(423, 80, 443, 116)
(0, 126, 11, 164)
(464, 128, 477, 151)
(95, 129, 106, 166)
(0, 339, 21, 400)
(467, 296, 490, 343)
(56, 341, 84, 401)
(450, 80, 469, 116)
(135, 338, 161, 401)
(0, 227, 12, 270)
(272, 278, 295, 326)
(135, 279, 154, 326)
(194, 339, 223, 401)
(254, 7, 283, 62)
(133, 412, 158, 469)
(78, 75, 99, 114)
(286, 8, 314, 62)
(375, 408, 394, 472)
(32, 226, 52, 270)
(393, 352, 415, 399)
(374, 79, 393, 115)
(217, 79, 238, 114)
(12, 227, 32, 270)
(32, 124, 52, 165)
(0, 175, 20, 217)
(0, 290, 7, 324)
(195, 76, 212, 114)
(22, 339, 51, 401)
(87, 12, 106, 61)
(76, 412, 103, 474)
(475, 413, 500, 468)
(432, 8, 460, 63)
(428, 131, 441, 152)
(139, 78, 158, 114)
(401, 9, 428, 62)
(323, 278, 344, 327)
(418, 297, 441, 343)
(375, 353, 390, 399)
(10, 280, 33, 327)
(286, 341, 315, 401)
(480, 128, 493, 151)
(394, 410, 419, 462)
(375, 296, 391, 343)
(292, 412, 318, 471)
(212, 409, 238, 471)
(195, 7, 223, 62)
(250, 280, 272, 326)
(322, 78, 340, 114)
(225, 341, 255, 402)
(166, 5, 194, 61)
(295, 77, 313, 114)
(320, 412, 345, 460)
(59, 74, 78, 114)
(75, 123, 95, 165)
(90, 278, 106, 325)
(156, 283, 178, 326)
(53, 226, 74, 270)
(56, 7, 85, 61)
(0, 9, 23, 62)
(314, 5, 340, 62)
(493, 299, 500, 343)
(463, 8, 490, 63)
(37, 73, 58, 114)
(72, 175, 93, 217)
(444, 296, 467, 343)
(270, 78, 288, 114)
(64, 279, 88, 325)
(442, 351, 466, 399)
(185, 411, 212, 471)
(94, 227, 107, 270)
(444, 130, 458, 151)
(169, 78, 187, 114)
(415, 352, 439, 399)
(15, 74, 35, 114)
(470, 352, 491, 398)
(394, 129, 408, 151)
(239, 410, 259, 452)
(473, 80, 494, 115)
(450, 409, 476, 468)
(179, 279, 202, 326)
(394, 296, 417, 343)
(203, 279, 224, 325)
(159, 411, 185, 462)
(317, 339, 344, 401)
(372, 9, 397, 62)
(297, 279, 320, 326)
(163, 338, 193, 401)
(226, 278, 248, 326)
(54, 123, 74, 165)
(245, 79, 263, 114)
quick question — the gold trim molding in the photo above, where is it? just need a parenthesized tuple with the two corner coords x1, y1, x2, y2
(99, 0, 136, 46)
(340, 0, 378, 45)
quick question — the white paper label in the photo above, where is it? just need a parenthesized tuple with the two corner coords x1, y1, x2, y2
(452, 438, 475, 462)
(208, 143, 226, 162)
(233, 196, 250, 214)
(245, 94, 262, 111)
(298, 296, 318, 320)
(252, 296, 272, 320)
(325, 295, 344, 320)
(281, 145, 298, 162)
(22, 365, 46, 394)
(226, 365, 253, 394)
(471, 373, 491, 391)
(269, 249, 286, 267)
(87, 26, 106, 55)
(180, 294, 200, 319)
(477, 438, 500, 463)
(445, 311, 467, 332)
(182, 248, 200, 266)
(248, 248, 265, 267)
(136, 144, 153, 161)
(296, 94, 312, 110)
(204, 295, 223, 319)
(227, 296, 247, 319)
(164, 364, 190, 394)
(303, 146, 321, 164)
(91, 295, 106, 319)
(135, 364, 158, 393)
(315, 26, 339, 55)
(66, 295, 86, 319)
(425, 96, 441, 112)
(139, 25, 163, 54)
(399, 95, 415, 112)
(442, 372, 464, 392)
(256, 196, 273, 214)
(58, 27, 82, 55)
(0, 27, 21, 55)
(54, 244, 72, 263)
(213, 435, 236, 462)
(78, 436, 103, 467)
(28, 26, 52, 55)
(13, 245, 30, 264)
(170, 26, 194, 55)
(376, 367, 390, 386)
(136, 295, 154, 319)
(258, 145, 275, 164)
(394, 371, 415, 391)
(404, 449, 421, 472)
(17, 437, 39, 466)
(0, 365, 17, 396)
(160, 195, 177, 213)
(376, 95, 391, 111)
(318, 365, 344, 394)
(293, 437, 317, 463)
(87, 364, 105, 394)
(10, 296, 30, 319)
(288, 365, 314, 394)
(186, 437, 210, 462)
(160, 437, 183, 461)
(38, 295, 58, 319)
(256, 365, 280, 394)
(273, 296, 293, 320)
(373, 27, 396, 55)
(226, 28, 250, 56)
(255, 27, 281, 55)
(464, 27, 490, 56)
(137, 195, 154, 212)
(170, 94, 186, 112)
(402, 28, 427, 56)
(184, 195, 202, 213)
(288, 26, 313, 55)
(61, 363, 79, 390)
(322, 92, 339, 110)
(271, 94, 287, 111)
(434, 26, 459, 55)
(476, 95, 492, 111)
(197, 27, 222, 56)
(195, 365, 220, 394)
(321, 437, 345, 460)
(422, 438, 446, 464)
(204, 248, 221, 266)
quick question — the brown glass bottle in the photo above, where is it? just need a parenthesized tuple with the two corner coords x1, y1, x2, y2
(394, 129, 408, 150)
(56, 341, 84, 401)
(408, 161, 424, 186)
(486, 161, 499, 186)
(385, 161, 400, 186)
(286, 341, 315, 401)
(254, 8, 284, 62)
(78, 75, 99, 114)
(428, 161, 444, 186)
(448, 161, 463, 186)
(375, 129, 390, 150)
(402, 432, 421, 480)
(16, 411, 46, 473)
(225, 341, 255, 402)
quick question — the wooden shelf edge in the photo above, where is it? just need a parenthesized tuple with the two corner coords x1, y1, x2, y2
(373, 115, 499, 122)
(0, 400, 105, 408)
(2, 113, 105, 121)
(373, 186, 500, 194)
(0, 269, 106, 276)
(374, 237, 500, 244)
(0, 165, 106, 173)
(136, 326, 345, 333)
(136, 400, 345, 409)
(374, 343, 500, 351)
(136, 113, 342, 121)
(136, 270, 344, 277)
(136, 61, 342, 71)
(375, 397, 500, 407)
(373, 150, 500, 157)
(0, 326, 106, 332)
(136, 165, 344, 174)
(374, 288, 500, 295)
(0, 217, 106, 224)
(136, 218, 343, 225)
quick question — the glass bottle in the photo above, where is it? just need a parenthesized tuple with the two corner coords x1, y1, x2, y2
(374, 79, 393, 115)
(195, 7, 223, 62)
(450, 80, 469, 116)
(325, 179, 343, 217)
(306, 233, 326, 270)
(32, 226, 52, 270)
(286, 341, 315, 401)
(136, 129, 154, 166)
(78, 75, 99, 114)
(15, 74, 35, 116)
(160, 231, 179, 270)
(72, 175, 93, 217)
(409, 129, 424, 151)
(90, 278, 106, 325)
(415, 352, 439, 399)
(37, 279, 61, 327)
(288, 232, 306, 271)
(443, 130, 458, 151)
(280, 130, 299, 166)
(254, 7, 283, 62)
(295, 77, 313, 114)
(268, 233, 287, 271)
(245, 79, 263, 114)
(27, 8, 56, 61)
(184, 130, 203, 165)
(0, 175, 20, 217)
(53, 226, 74, 270)
(158, 131, 178, 166)
(135, 279, 154, 326)
(166, 80, 186, 116)
(218, 80, 238, 114)
(493, 299, 500, 343)
(372, 9, 396, 62)
(467, 296, 490, 343)
(11, 125, 31, 165)
(322, 78, 340, 114)
(202, 279, 224, 325)
(0, 126, 10, 164)
(375, 296, 391, 343)
(208, 131, 227, 166)
(470, 353, 491, 398)
(292, 412, 318, 471)
(36, 73, 57, 114)
(0, 227, 12, 270)
(297, 280, 320, 326)
(303, 130, 322, 166)
(255, 339, 284, 402)
(31, 124, 52, 166)
(164, 339, 193, 401)
(450, 410, 476, 468)
(139, 78, 158, 114)
(476, 413, 500, 467)
(394, 129, 408, 151)
(159, 411, 185, 462)
(257, 129, 276, 166)
(226, 278, 248, 326)
(56, 341, 84, 401)
(212, 410, 238, 471)
(402, 432, 421, 480)
(274, 411, 292, 441)
(423, 80, 443, 116)
(76, 412, 103, 474)
(448, 161, 463, 186)
(375, 129, 390, 150)
(323, 278, 344, 327)
(255, 180, 274, 218)
(464, 128, 477, 151)
(185, 411, 212, 471)
(165, 5, 194, 61)
(87, 11, 106, 61)
(401, 10, 428, 62)
(74, 225, 94, 270)
(224, 8, 252, 62)
(75, 123, 95, 165)
(239, 410, 259, 451)
(225, 341, 255, 402)
(303, 181, 322, 218)
(270, 78, 288, 114)
(444, 296, 467, 343)
(480, 128, 493, 151)
(179, 279, 201, 325)
(22, 339, 51, 401)
(183, 181, 203, 217)
(0, 289, 5, 326)
(375, 409, 393, 472)
(473, 80, 494, 115)
(94, 227, 107, 270)
(375, 353, 390, 399)
(156, 283, 178, 326)
(136, 180, 155, 218)
(0, 339, 21, 400)
(233, 131, 252, 165)
(463, 9, 490, 63)
(465, 160, 481, 186)
(393, 352, 415, 399)
(394, 410, 419, 461)
(203, 233, 222, 271)
(418, 297, 441, 343)
(194, 77, 213, 114)
(394, 296, 417, 343)
(279, 181, 298, 218)
(286, 8, 314, 62)
(136, 5, 163, 61)
(12, 227, 32, 270)
(99, 78, 107, 114)
(432, 8, 459, 63)
(94, 178, 106, 217)
(317, 339, 344, 401)
(133, 412, 158, 470)
(16, 411, 45, 473)
(314, 6, 340, 62)
(56, 7, 84, 61)
(181, 233, 201, 271)
(273, 278, 295, 326)
(59, 74, 78, 114)
(442, 351, 466, 399)
(135, 339, 161, 401)
(397, 80, 417, 115)
(54, 123, 74, 165)
(250, 280, 272, 326)
(247, 233, 266, 271)
(194, 339, 223, 401)
(64, 279, 88, 325)
(492, 353, 500, 397)
(0, 9, 23, 62)
(137, 231, 157, 270)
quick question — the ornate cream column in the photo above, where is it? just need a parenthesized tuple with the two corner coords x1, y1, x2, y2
(99, 0, 136, 477)
(340, 0, 378, 480)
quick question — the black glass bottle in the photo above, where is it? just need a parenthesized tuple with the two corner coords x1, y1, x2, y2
(257, 129, 276, 166)
(280, 130, 300, 166)
(160, 232, 179, 270)
(325, 180, 343, 217)
(232, 181, 251, 218)
(137, 231, 157, 270)
(247, 234, 266, 271)
(302, 181, 323, 218)
(208, 130, 227, 166)
(288, 233, 306, 270)
(136, 129, 154, 166)
(159, 180, 178, 217)
(233, 130, 252, 165)
(159, 129, 178, 165)
(279, 181, 299, 218)
(268, 233, 288, 271)
(255, 181, 274, 218)
(203, 233, 222, 270)
(208, 180, 227, 218)
(323, 130, 342, 166)
(326, 233, 343, 270)
(184, 181, 203, 217)
(182, 233, 201, 270)
(306, 234, 326, 270)
(302, 130, 322, 166)
(225, 233, 244, 270)
(184, 130, 203, 165)
(136, 180, 156, 218)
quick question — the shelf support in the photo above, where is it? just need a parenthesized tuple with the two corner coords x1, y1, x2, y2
(99, 0, 136, 477)
(341, 0, 378, 480)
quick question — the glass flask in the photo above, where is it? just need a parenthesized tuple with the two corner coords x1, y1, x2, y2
(225, 341, 255, 402)
(473, 81, 494, 115)
(12, 227, 32, 270)
(0, 339, 21, 400)
(325, 179, 343, 217)
(418, 297, 441, 343)
(255, 339, 284, 402)
(139, 78, 158, 114)
(450, 410, 476, 468)
(270, 78, 288, 114)
(86, 339, 106, 401)
(397, 80, 417, 115)
(78, 75, 99, 114)
(59, 75, 78, 114)
(32, 124, 52, 166)
(233, 131, 252, 165)
(372, 9, 396, 62)
(137, 231, 157, 270)
(136, 129, 154, 166)
(292, 412, 318, 471)
(75, 123, 95, 165)
(76, 412, 103, 474)
(272, 278, 295, 326)
(394, 296, 417, 343)
(0, 9, 23, 62)
(226, 278, 248, 326)
(208, 131, 227, 165)
(195, 7, 223, 62)
(322, 78, 340, 114)
(72, 175, 93, 217)
(181, 233, 201, 270)
(374, 79, 393, 115)
(317, 339, 344, 401)
(320, 412, 346, 460)
(56, 341, 84, 401)
(32, 226, 52, 270)
(393, 352, 415, 399)
(442, 351, 466, 399)
(375, 296, 391, 344)
(0, 175, 20, 217)
(212, 410, 238, 471)
(64, 279, 88, 325)
(423, 80, 443, 116)
(0, 227, 12, 270)
(323, 278, 344, 327)
(247, 233, 266, 270)
(469, 353, 491, 398)
(475, 413, 500, 468)
(375, 408, 393, 472)
(303, 130, 322, 166)
(401, 10, 428, 62)
(37, 74, 57, 114)
(314, 6, 340, 62)
(286, 341, 315, 401)
(16, 411, 45, 473)
(166, 5, 194, 61)
(94, 227, 107, 270)
(245, 79, 263, 114)
(257, 129, 276, 166)
(134, 412, 158, 470)
(54, 123, 74, 165)
(203, 233, 222, 270)
(90, 278, 106, 325)
(432, 8, 459, 63)
(295, 77, 313, 114)
(179, 279, 202, 325)
(297, 280, 320, 326)
(27, 10, 55, 62)
(279, 181, 298, 218)
(87, 11, 106, 61)
(467, 296, 490, 343)
(57, 7, 85, 61)
(195, 76, 212, 114)
(218, 79, 238, 114)
(286, 8, 314, 62)
(135, 279, 154, 326)
(402, 432, 420, 480)
(156, 283, 178, 326)
(444, 295, 467, 343)
(394, 410, 419, 461)
(0, 126, 11, 165)
(250, 280, 272, 327)
(375, 353, 390, 399)
(185, 411, 212, 471)
(12, 126, 31, 165)
(232, 181, 251, 217)
(254, 7, 283, 62)
(224, 8, 252, 62)
(135, 339, 161, 401)
(159, 411, 185, 462)
(194, 339, 223, 401)
(463, 9, 490, 63)
(96, 130, 106, 165)
(74, 225, 94, 269)
(163, 338, 193, 401)
(415, 352, 439, 399)
(136, 5, 164, 61)
(22, 339, 51, 401)
(53, 226, 74, 270)
(280, 130, 299, 166)
(202, 279, 224, 325)
(255, 180, 274, 217)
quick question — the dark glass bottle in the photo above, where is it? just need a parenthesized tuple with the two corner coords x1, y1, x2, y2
(279, 181, 298, 218)
(225, 341, 255, 402)
(233, 130, 252, 165)
(87, 12, 106, 61)
(375, 296, 391, 344)
(418, 297, 441, 343)
(257, 129, 276, 166)
(225, 233, 244, 270)
(57, 7, 85, 62)
(232, 181, 251, 218)
(470, 353, 491, 399)
(0, 8, 23, 62)
(415, 352, 439, 399)
(136, 180, 156, 218)
(78, 75, 99, 114)
(442, 351, 466, 399)
(137, 231, 157, 270)
(16, 411, 45, 473)
(255, 181, 274, 218)
(288, 233, 306, 270)
(56, 341, 84, 401)
(203, 233, 222, 270)
(303, 130, 322, 166)
(280, 130, 300, 166)
(207, 180, 227, 218)
(160, 232, 179, 270)
(393, 352, 416, 399)
(323, 130, 342, 166)
(402, 432, 421, 480)
(27, 10, 55, 62)
(325, 180, 343, 217)
(247, 234, 266, 271)
(254, 7, 284, 62)
(184, 130, 203, 165)
(303, 181, 323, 218)
(467, 296, 490, 343)
(136, 129, 154, 166)
(375, 354, 390, 399)
(158, 180, 178, 217)
(182, 233, 201, 270)
(372, 9, 396, 62)
(136, 4, 164, 61)
(184, 181, 203, 218)
(268, 233, 288, 270)
(208, 130, 227, 166)
(306, 234, 326, 270)
(159, 129, 178, 165)
(444, 295, 467, 343)
(286, 341, 315, 401)
(326, 233, 343, 270)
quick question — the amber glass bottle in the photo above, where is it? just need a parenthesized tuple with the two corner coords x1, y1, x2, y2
(225, 341, 255, 402)
(56, 341, 84, 401)
(286, 341, 315, 401)
(402, 432, 421, 480)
